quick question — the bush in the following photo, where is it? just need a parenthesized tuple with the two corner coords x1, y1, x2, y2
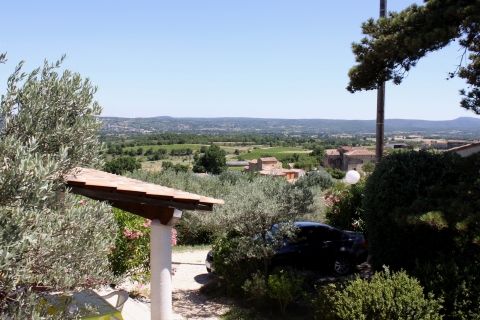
(313, 269, 443, 320)
(362, 151, 480, 318)
(242, 272, 269, 306)
(279, 182, 314, 215)
(326, 168, 346, 179)
(267, 270, 305, 314)
(193, 144, 227, 174)
(104, 156, 141, 174)
(161, 161, 189, 173)
(325, 182, 365, 231)
(0, 58, 116, 317)
(211, 176, 305, 292)
(175, 211, 215, 245)
(147, 149, 168, 161)
(295, 170, 334, 190)
(108, 209, 150, 278)
(243, 270, 305, 315)
(213, 234, 263, 294)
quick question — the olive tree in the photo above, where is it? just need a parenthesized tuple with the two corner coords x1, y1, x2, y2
(0, 57, 116, 318)
(211, 176, 312, 292)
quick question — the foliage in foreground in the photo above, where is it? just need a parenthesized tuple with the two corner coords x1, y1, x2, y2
(108, 209, 150, 278)
(314, 269, 443, 320)
(347, 0, 480, 114)
(0, 58, 116, 317)
(208, 176, 309, 293)
(243, 270, 305, 315)
(324, 181, 365, 231)
(363, 151, 480, 319)
(129, 169, 326, 245)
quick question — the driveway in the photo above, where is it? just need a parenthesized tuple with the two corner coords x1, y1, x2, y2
(172, 248, 230, 319)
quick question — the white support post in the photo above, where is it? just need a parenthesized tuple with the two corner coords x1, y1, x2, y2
(150, 219, 172, 320)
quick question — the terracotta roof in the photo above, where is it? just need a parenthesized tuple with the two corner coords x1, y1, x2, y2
(325, 149, 340, 156)
(259, 157, 278, 162)
(446, 142, 480, 152)
(64, 167, 224, 211)
(344, 149, 375, 156)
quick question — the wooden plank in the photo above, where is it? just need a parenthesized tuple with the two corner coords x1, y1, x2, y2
(68, 186, 213, 212)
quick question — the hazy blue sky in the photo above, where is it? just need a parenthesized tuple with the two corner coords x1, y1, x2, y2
(0, 1, 477, 120)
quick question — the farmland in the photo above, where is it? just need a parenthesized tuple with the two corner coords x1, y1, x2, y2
(105, 137, 321, 172)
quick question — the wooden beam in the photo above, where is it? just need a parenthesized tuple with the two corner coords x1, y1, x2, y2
(110, 202, 174, 224)
(68, 185, 213, 212)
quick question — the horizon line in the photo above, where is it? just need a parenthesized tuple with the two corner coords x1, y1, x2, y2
(99, 115, 480, 122)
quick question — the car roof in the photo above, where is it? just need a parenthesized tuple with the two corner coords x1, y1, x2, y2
(294, 221, 336, 229)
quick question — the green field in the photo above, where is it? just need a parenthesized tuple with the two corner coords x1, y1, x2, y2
(123, 144, 206, 152)
(238, 146, 311, 160)
(123, 143, 252, 155)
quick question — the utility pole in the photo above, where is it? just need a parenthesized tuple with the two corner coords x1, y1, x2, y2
(376, 0, 387, 163)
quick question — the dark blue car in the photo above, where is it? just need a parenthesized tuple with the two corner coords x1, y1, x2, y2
(206, 221, 368, 276)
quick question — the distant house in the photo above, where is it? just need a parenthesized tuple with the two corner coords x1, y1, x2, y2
(244, 157, 305, 182)
(324, 146, 375, 172)
(446, 142, 480, 158)
(385, 143, 408, 149)
(324, 149, 342, 169)
(226, 160, 249, 167)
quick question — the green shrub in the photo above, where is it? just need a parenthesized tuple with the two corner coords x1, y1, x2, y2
(175, 211, 215, 245)
(242, 272, 269, 307)
(213, 234, 262, 294)
(326, 168, 346, 179)
(295, 170, 334, 190)
(313, 269, 443, 320)
(211, 176, 304, 293)
(104, 156, 141, 175)
(325, 182, 365, 231)
(108, 209, 150, 278)
(267, 270, 305, 314)
(279, 182, 314, 215)
(362, 151, 480, 318)
(0, 58, 116, 317)
(193, 144, 227, 174)
(242, 270, 305, 315)
(161, 161, 189, 173)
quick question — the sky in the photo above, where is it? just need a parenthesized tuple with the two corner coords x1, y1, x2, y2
(0, 1, 478, 120)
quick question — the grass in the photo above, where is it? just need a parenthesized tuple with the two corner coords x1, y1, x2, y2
(239, 146, 311, 160)
(124, 144, 206, 152)
(227, 166, 245, 171)
(141, 158, 193, 171)
(124, 143, 256, 155)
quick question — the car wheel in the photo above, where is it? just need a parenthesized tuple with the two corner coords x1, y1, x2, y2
(333, 256, 351, 276)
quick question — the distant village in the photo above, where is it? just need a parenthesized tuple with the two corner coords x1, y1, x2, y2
(227, 137, 480, 182)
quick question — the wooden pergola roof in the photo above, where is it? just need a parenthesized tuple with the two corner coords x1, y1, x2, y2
(65, 167, 223, 223)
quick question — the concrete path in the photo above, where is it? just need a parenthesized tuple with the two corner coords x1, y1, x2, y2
(172, 248, 230, 319)
(99, 247, 230, 320)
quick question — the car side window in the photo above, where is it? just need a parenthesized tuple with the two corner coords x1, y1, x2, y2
(291, 226, 343, 244)
(293, 228, 314, 244)
(312, 226, 343, 241)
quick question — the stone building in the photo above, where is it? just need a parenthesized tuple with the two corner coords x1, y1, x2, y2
(244, 157, 305, 182)
(324, 146, 375, 172)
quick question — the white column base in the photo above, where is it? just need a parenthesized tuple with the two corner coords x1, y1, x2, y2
(150, 219, 172, 320)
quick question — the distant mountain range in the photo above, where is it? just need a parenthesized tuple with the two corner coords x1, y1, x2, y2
(101, 116, 480, 138)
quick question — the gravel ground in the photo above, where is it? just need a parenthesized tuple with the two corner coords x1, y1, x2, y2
(172, 248, 230, 319)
